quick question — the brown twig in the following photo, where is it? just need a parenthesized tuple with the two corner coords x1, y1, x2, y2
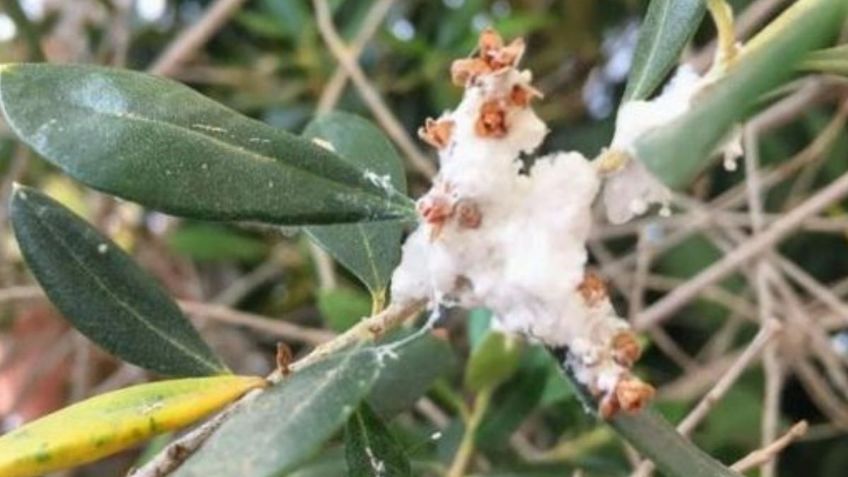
(630, 320, 780, 477)
(731, 421, 809, 472)
(312, 0, 437, 178)
(316, 0, 395, 113)
(0, 285, 335, 345)
(128, 299, 426, 477)
(635, 171, 848, 330)
(600, 83, 843, 281)
(307, 4, 396, 293)
(743, 121, 784, 477)
(179, 301, 335, 346)
(148, 0, 248, 76)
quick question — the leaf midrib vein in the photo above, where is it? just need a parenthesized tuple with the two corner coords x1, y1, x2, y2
(629, 0, 674, 100)
(28, 200, 221, 374)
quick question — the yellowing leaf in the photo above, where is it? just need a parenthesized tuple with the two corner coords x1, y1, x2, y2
(0, 375, 266, 477)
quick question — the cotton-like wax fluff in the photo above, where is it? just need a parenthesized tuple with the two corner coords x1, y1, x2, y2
(602, 64, 744, 224)
(391, 29, 654, 417)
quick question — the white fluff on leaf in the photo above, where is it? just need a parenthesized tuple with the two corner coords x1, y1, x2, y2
(603, 64, 743, 224)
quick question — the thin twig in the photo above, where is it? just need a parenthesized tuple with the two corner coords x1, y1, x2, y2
(659, 350, 743, 401)
(793, 359, 848, 427)
(316, 0, 395, 113)
(635, 171, 848, 330)
(446, 388, 492, 477)
(307, 0, 396, 292)
(630, 321, 780, 477)
(743, 122, 784, 477)
(312, 0, 436, 178)
(776, 256, 848, 327)
(0, 285, 335, 345)
(593, 211, 848, 240)
(600, 83, 842, 280)
(69, 333, 92, 401)
(769, 272, 848, 403)
(129, 299, 426, 477)
(148, 0, 248, 76)
(627, 229, 652, 323)
(211, 259, 283, 306)
(307, 241, 338, 291)
(179, 301, 335, 346)
(731, 421, 809, 472)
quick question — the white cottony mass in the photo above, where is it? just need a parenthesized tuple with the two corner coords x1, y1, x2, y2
(602, 64, 744, 224)
(391, 29, 654, 417)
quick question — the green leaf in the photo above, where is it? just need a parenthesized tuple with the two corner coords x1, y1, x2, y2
(303, 112, 408, 296)
(166, 223, 268, 263)
(344, 403, 412, 477)
(464, 331, 523, 393)
(476, 346, 550, 451)
(287, 451, 348, 477)
(610, 408, 742, 477)
(637, 0, 848, 188)
(174, 349, 380, 477)
(367, 331, 457, 419)
(10, 186, 227, 377)
(623, 0, 705, 101)
(0, 376, 265, 477)
(0, 64, 415, 225)
(800, 44, 848, 77)
(467, 308, 493, 351)
(539, 363, 574, 406)
(288, 448, 439, 477)
(549, 347, 742, 477)
(317, 287, 373, 332)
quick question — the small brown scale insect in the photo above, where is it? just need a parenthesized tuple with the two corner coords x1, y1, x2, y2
(416, 29, 655, 419)
(577, 272, 655, 418)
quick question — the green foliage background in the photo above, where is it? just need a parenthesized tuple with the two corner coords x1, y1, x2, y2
(0, 1, 846, 476)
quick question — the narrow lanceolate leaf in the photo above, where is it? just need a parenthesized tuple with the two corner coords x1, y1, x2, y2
(623, 0, 705, 101)
(303, 112, 408, 297)
(0, 376, 266, 477)
(367, 331, 457, 419)
(0, 64, 415, 225)
(175, 349, 380, 477)
(637, 0, 848, 188)
(11, 186, 226, 376)
(548, 347, 742, 477)
(610, 408, 742, 477)
(345, 403, 411, 477)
